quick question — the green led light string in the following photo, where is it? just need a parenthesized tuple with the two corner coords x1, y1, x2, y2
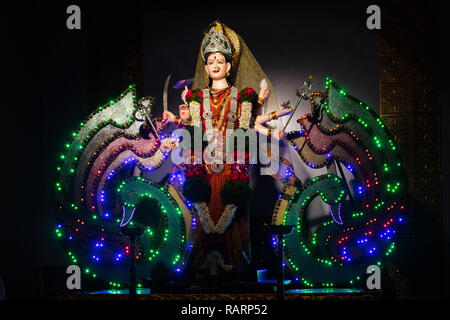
(55, 85, 137, 203)
(117, 177, 188, 270)
(53, 85, 184, 286)
(273, 78, 407, 288)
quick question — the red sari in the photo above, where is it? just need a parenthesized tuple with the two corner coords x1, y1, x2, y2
(188, 87, 252, 270)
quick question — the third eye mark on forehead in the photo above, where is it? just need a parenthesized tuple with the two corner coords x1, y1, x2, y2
(208, 55, 225, 64)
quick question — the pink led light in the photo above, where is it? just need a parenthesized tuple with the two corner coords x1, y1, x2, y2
(120, 205, 136, 227)
(329, 203, 343, 225)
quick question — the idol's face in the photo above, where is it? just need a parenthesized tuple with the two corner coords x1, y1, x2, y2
(204, 52, 231, 81)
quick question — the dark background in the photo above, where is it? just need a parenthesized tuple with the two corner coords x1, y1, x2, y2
(3, 0, 449, 299)
(143, 2, 380, 119)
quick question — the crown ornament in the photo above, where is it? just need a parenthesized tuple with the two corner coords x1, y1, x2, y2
(201, 22, 233, 60)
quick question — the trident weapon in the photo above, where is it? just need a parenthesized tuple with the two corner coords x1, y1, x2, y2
(288, 76, 356, 209)
(139, 97, 160, 141)
(138, 74, 172, 142)
(282, 75, 314, 132)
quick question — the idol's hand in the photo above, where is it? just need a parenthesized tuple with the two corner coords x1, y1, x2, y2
(179, 104, 191, 123)
(159, 138, 178, 153)
(163, 110, 176, 123)
(258, 87, 270, 101)
(254, 123, 287, 140)
(277, 106, 294, 118)
(181, 85, 189, 104)
(255, 107, 294, 125)
(272, 129, 286, 140)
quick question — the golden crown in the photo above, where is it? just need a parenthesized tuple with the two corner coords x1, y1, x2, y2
(201, 22, 233, 60)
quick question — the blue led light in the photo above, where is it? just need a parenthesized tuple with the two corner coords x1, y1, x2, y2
(99, 190, 106, 203)
(123, 157, 136, 165)
(357, 185, 364, 195)
(106, 170, 115, 180)
(284, 169, 293, 179)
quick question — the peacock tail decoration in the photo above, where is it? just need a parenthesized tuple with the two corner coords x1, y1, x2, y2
(53, 85, 191, 286)
(272, 77, 407, 288)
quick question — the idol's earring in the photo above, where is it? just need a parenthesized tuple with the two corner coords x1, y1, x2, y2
(205, 72, 210, 87)
(226, 71, 230, 77)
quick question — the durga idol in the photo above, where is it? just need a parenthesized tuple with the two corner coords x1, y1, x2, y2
(163, 21, 293, 277)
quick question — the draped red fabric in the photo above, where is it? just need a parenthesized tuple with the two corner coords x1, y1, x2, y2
(188, 86, 251, 271)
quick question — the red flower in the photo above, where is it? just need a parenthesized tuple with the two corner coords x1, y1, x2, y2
(185, 90, 193, 100)
(230, 172, 239, 181)
(239, 172, 249, 181)
(196, 90, 203, 98)
(243, 88, 255, 95)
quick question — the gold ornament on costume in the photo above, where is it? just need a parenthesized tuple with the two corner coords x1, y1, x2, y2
(269, 111, 277, 120)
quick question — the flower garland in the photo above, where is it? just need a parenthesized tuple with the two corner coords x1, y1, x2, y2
(186, 87, 258, 129)
(239, 101, 252, 129)
(238, 88, 256, 129)
(186, 89, 202, 127)
(194, 202, 237, 234)
(189, 101, 201, 127)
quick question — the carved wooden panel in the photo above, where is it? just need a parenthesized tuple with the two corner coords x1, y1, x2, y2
(412, 85, 440, 115)
(379, 23, 411, 55)
(412, 115, 440, 147)
(412, 146, 441, 174)
(380, 86, 411, 115)
(410, 54, 439, 84)
(379, 0, 441, 225)
(410, 174, 442, 211)
(380, 55, 411, 86)
(382, 115, 412, 147)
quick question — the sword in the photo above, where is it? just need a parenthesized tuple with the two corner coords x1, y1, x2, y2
(144, 74, 170, 142)
(163, 74, 171, 113)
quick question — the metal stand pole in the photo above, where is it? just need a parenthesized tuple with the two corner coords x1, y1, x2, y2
(276, 235, 285, 300)
(129, 235, 136, 300)
(282, 99, 302, 132)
